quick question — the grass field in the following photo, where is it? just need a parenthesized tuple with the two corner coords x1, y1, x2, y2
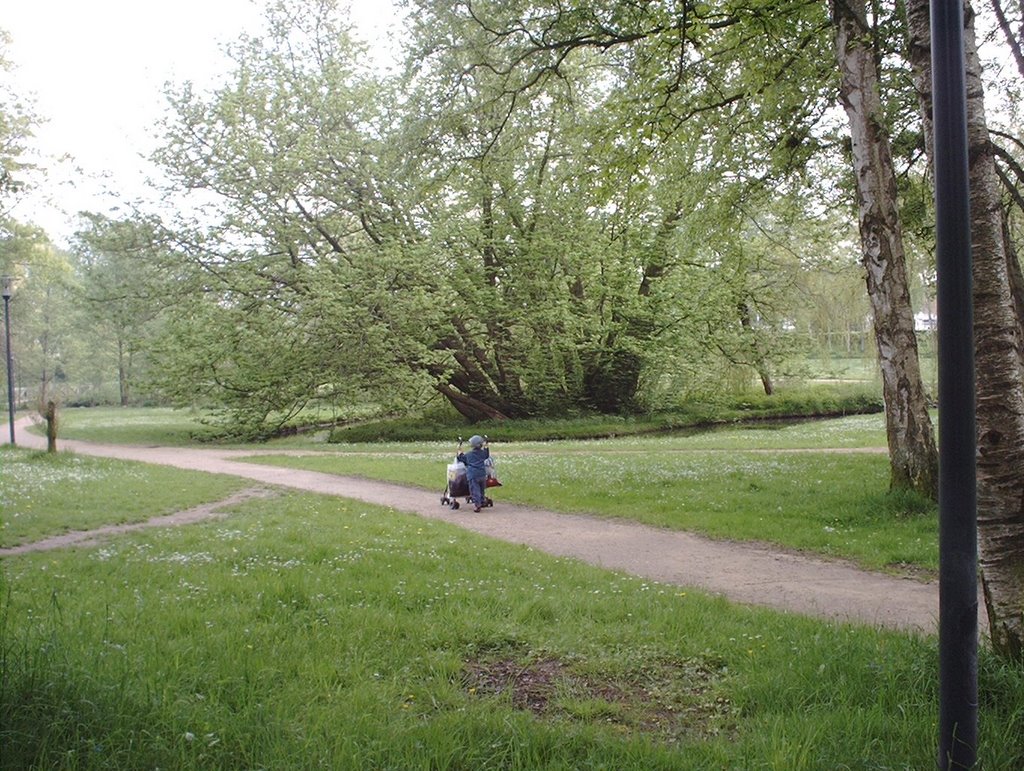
(2, 451, 1021, 768)
(4, 407, 1019, 767)
(220, 412, 933, 576)
(0, 447, 247, 548)
(28, 406, 224, 446)
(29, 409, 933, 574)
(242, 447, 936, 575)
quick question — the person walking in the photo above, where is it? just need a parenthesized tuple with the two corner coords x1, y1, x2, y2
(457, 435, 490, 512)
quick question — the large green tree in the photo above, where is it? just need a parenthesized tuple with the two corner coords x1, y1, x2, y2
(146, 1, 442, 431)
(73, 213, 174, 406)
(143, 0, 807, 430)
(401, 0, 842, 406)
(413, 0, 938, 495)
(1, 235, 81, 409)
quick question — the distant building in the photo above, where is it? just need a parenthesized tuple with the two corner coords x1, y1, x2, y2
(915, 298, 938, 332)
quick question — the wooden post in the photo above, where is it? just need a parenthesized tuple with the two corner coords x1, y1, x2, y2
(44, 400, 58, 453)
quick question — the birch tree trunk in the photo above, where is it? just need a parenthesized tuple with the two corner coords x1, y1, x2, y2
(999, 217, 1024, 372)
(831, 0, 939, 499)
(906, 0, 1024, 659)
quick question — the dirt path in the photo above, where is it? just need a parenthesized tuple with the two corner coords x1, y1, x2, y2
(5, 416, 950, 634)
(0, 487, 275, 556)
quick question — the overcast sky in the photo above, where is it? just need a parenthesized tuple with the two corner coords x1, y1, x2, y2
(3, 0, 399, 242)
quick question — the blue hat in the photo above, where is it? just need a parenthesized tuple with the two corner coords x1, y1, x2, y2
(469, 435, 484, 448)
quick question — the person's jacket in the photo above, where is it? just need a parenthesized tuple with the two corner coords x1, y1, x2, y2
(457, 447, 489, 480)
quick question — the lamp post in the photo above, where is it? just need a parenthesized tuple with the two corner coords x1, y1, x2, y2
(931, 1, 977, 766)
(2, 276, 14, 445)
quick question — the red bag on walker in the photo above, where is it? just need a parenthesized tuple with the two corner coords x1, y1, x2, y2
(484, 457, 502, 488)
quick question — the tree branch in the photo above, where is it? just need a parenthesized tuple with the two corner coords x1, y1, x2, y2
(989, 0, 1024, 79)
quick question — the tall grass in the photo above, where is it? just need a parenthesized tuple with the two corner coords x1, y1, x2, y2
(3, 486, 1021, 768)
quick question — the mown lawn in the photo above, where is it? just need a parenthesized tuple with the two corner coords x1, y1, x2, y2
(2, 459, 1021, 769)
(0, 446, 247, 548)
(39, 410, 936, 574)
(32, 406, 224, 446)
(237, 424, 936, 575)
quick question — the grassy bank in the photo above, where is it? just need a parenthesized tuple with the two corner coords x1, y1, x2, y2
(328, 386, 885, 444)
(36, 385, 884, 446)
(2, 460, 1021, 768)
(48, 402, 892, 450)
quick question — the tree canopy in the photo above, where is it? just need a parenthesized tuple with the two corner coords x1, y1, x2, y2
(108, 0, 869, 432)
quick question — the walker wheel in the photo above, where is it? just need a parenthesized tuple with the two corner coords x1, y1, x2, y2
(451, 501, 460, 510)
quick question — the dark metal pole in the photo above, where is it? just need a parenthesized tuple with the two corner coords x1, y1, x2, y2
(2, 288, 14, 445)
(931, 1, 978, 768)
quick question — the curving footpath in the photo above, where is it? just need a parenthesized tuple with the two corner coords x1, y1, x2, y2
(4, 416, 956, 635)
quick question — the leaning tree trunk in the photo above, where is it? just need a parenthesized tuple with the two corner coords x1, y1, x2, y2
(906, 0, 1024, 659)
(430, 316, 518, 422)
(831, 0, 939, 499)
(739, 301, 775, 395)
(434, 382, 512, 422)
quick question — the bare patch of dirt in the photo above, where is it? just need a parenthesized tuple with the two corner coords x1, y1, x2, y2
(465, 656, 568, 713)
(462, 649, 733, 743)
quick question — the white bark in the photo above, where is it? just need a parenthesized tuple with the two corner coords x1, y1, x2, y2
(831, 0, 939, 498)
(907, 0, 1024, 658)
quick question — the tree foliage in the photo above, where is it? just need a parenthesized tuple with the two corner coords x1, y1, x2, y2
(22, 0, 1000, 465)
(0, 29, 35, 229)
(72, 214, 178, 406)
(134, 0, 833, 432)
